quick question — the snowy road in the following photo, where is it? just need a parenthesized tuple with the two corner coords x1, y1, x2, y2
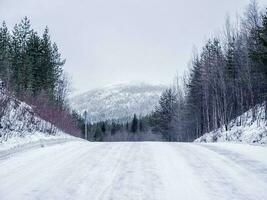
(0, 141, 267, 200)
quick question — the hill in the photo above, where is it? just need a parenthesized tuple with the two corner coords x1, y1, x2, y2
(70, 82, 166, 123)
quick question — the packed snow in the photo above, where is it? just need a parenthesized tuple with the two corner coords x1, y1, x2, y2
(0, 141, 267, 200)
(195, 104, 267, 144)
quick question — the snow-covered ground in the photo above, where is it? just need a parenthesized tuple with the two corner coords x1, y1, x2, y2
(0, 141, 267, 200)
(0, 132, 76, 160)
(0, 86, 73, 150)
(196, 104, 267, 144)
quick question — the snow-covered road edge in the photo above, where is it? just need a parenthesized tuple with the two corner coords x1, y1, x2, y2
(0, 133, 82, 160)
(195, 104, 267, 144)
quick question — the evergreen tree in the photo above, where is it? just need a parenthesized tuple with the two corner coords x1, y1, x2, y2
(10, 17, 33, 94)
(139, 120, 143, 132)
(0, 22, 11, 85)
(101, 122, 106, 133)
(126, 121, 129, 131)
(111, 122, 117, 135)
(131, 114, 138, 133)
(151, 88, 177, 141)
(24, 31, 42, 95)
(94, 126, 103, 141)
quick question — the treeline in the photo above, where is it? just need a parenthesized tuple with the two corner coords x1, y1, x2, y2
(83, 114, 159, 141)
(150, 1, 267, 141)
(0, 17, 81, 137)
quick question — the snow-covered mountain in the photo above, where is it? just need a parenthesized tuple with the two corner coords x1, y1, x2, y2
(70, 82, 166, 123)
(195, 104, 267, 144)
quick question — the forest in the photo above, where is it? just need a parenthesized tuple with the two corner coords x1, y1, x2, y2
(150, 0, 267, 141)
(0, 1, 266, 142)
(0, 17, 82, 137)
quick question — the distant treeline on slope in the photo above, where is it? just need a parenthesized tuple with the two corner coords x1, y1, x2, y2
(82, 114, 162, 142)
(0, 17, 82, 137)
(83, 1, 267, 142)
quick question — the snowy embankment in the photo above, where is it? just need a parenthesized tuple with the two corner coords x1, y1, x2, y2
(0, 87, 75, 151)
(195, 104, 267, 144)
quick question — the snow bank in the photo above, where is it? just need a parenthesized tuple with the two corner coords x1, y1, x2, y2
(195, 104, 267, 144)
(0, 86, 74, 150)
(0, 132, 75, 157)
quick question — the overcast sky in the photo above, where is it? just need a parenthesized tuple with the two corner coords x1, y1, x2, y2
(0, 0, 266, 95)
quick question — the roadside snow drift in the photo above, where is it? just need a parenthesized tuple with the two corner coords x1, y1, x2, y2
(0, 87, 71, 150)
(195, 104, 267, 144)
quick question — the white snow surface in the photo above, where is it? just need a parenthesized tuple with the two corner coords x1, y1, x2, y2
(0, 87, 71, 149)
(195, 104, 267, 144)
(70, 82, 166, 123)
(0, 141, 267, 200)
(0, 131, 74, 153)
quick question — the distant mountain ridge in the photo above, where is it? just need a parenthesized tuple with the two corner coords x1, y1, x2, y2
(70, 82, 166, 123)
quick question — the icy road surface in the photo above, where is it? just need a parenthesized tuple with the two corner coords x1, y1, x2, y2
(0, 141, 267, 200)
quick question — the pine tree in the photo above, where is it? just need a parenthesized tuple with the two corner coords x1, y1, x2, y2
(151, 88, 177, 141)
(111, 122, 117, 135)
(94, 126, 103, 141)
(186, 56, 204, 138)
(131, 114, 138, 133)
(139, 120, 143, 132)
(10, 17, 33, 94)
(24, 31, 42, 95)
(0, 22, 11, 85)
(101, 122, 106, 133)
(126, 121, 129, 131)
